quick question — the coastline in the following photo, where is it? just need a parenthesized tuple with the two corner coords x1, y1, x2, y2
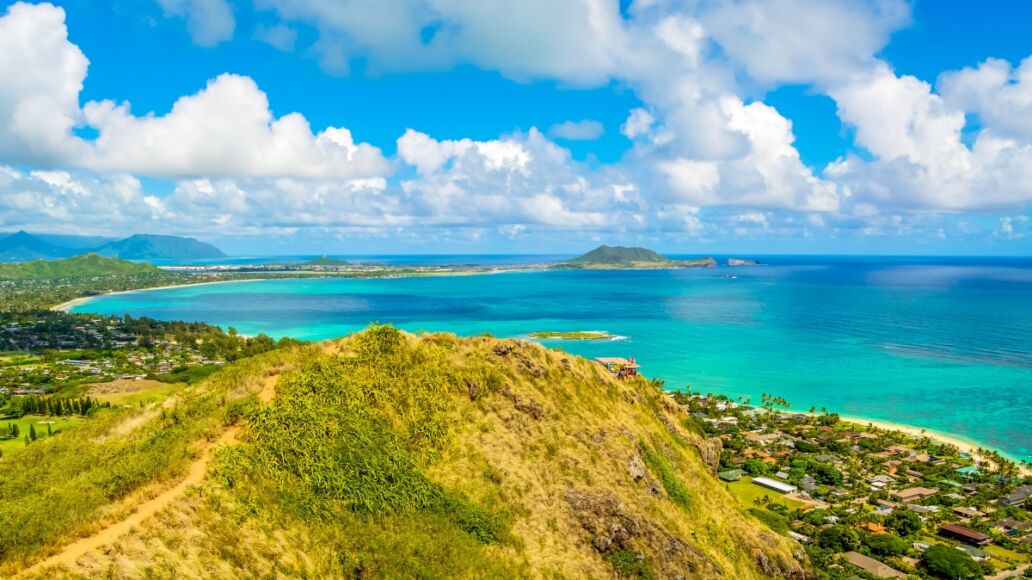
(49, 279, 264, 313)
(837, 414, 1031, 475)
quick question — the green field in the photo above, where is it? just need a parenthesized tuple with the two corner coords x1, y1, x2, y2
(0, 415, 85, 457)
(725, 479, 805, 510)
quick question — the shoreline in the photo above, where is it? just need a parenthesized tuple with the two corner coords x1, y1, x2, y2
(835, 414, 1031, 475)
(49, 278, 264, 313)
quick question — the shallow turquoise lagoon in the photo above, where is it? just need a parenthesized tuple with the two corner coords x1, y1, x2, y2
(73, 258, 1032, 462)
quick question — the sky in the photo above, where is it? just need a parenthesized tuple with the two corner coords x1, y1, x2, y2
(0, 0, 1030, 255)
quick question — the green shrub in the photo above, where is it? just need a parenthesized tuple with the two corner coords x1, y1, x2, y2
(748, 508, 789, 533)
(605, 549, 654, 579)
(641, 442, 692, 508)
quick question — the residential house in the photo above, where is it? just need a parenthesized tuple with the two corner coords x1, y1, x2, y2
(938, 523, 991, 546)
(894, 487, 938, 503)
(842, 551, 906, 579)
(1000, 485, 1032, 507)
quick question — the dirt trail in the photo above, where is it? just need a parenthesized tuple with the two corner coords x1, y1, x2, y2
(20, 373, 280, 577)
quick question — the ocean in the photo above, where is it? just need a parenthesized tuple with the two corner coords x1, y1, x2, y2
(71, 255, 1032, 462)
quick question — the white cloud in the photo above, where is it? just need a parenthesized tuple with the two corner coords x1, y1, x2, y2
(254, 22, 298, 51)
(701, 0, 909, 84)
(548, 119, 604, 141)
(83, 74, 390, 179)
(0, 2, 88, 165)
(939, 56, 1032, 141)
(157, 0, 235, 47)
(256, 0, 627, 84)
(621, 108, 656, 140)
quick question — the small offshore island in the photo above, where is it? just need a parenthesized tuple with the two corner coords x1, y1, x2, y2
(527, 331, 619, 340)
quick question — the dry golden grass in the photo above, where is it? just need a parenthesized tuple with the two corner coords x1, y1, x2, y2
(22, 331, 811, 579)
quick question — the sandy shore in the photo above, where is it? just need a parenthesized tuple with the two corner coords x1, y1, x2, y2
(49, 279, 263, 312)
(839, 414, 1031, 475)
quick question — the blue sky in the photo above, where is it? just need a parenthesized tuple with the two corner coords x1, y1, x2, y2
(0, 0, 1030, 255)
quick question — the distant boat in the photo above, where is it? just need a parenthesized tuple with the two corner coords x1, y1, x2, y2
(721, 274, 737, 279)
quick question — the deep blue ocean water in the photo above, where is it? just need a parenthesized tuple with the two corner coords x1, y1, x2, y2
(72, 256, 1032, 462)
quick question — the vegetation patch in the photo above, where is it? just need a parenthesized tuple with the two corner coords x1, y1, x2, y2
(641, 441, 693, 509)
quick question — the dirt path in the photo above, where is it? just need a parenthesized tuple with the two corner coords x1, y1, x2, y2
(20, 373, 280, 577)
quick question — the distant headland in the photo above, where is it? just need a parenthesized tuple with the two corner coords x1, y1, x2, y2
(555, 245, 716, 269)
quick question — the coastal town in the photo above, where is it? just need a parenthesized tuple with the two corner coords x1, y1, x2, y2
(675, 391, 1032, 579)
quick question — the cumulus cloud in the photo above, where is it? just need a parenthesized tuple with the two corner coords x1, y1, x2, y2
(701, 0, 910, 84)
(548, 119, 605, 141)
(396, 128, 639, 229)
(255, 0, 627, 84)
(157, 0, 235, 47)
(939, 56, 1032, 141)
(0, 4, 389, 181)
(1, 0, 1030, 248)
(827, 63, 1032, 211)
(83, 74, 390, 179)
(0, 2, 88, 166)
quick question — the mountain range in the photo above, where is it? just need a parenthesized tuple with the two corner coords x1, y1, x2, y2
(0, 231, 226, 262)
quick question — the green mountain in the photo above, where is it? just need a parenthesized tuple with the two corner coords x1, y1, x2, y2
(561, 245, 716, 268)
(0, 254, 159, 280)
(303, 255, 350, 266)
(92, 234, 226, 260)
(2, 327, 810, 578)
(567, 245, 670, 265)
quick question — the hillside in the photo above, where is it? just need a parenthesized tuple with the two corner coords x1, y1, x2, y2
(0, 232, 226, 262)
(5, 327, 811, 578)
(560, 245, 716, 269)
(303, 255, 350, 266)
(0, 231, 71, 262)
(0, 254, 159, 280)
(92, 234, 226, 260)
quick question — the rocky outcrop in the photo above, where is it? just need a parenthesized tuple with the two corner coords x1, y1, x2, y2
(693, 437, 723, 474)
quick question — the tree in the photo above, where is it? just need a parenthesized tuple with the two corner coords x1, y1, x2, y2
(743, 459, 770, 476)
(863, 533, 908, 557)
(47, 423, 52, 436)
(812, 463, 843, 486)
(817, 526, 859, 552)
(887, 510, 923, 537)
(921, 544, 982, 579)
(29, 424, 37, 441)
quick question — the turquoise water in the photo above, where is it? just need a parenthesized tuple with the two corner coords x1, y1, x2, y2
(72, 257, 1032, 462)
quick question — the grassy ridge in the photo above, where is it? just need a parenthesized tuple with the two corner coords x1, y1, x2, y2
(0, 254, 158, 281)
(10, 327, 812, 578)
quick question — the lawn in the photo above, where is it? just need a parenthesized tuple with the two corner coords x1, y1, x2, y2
(725, 478, 805, 510)
(0, 415, 85, 458)
(985, 544, 1030, 569)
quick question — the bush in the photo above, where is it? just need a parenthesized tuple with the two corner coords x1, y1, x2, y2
(921, 544, 982, 579)
(604, 549, 654, 579)
(641, 443, 692, 509)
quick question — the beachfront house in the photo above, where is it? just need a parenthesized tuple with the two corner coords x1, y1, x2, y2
(938, 523, 991, 546)
(594, 357, 640, 380)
